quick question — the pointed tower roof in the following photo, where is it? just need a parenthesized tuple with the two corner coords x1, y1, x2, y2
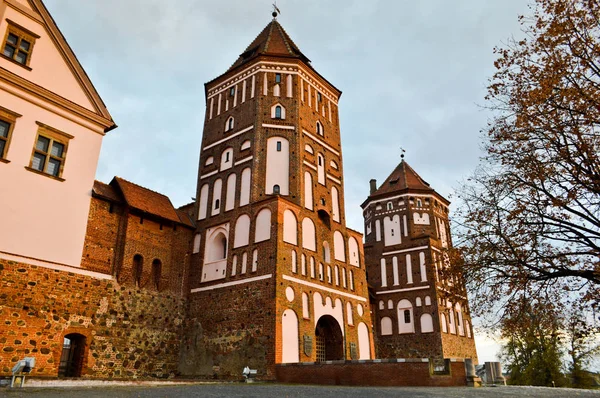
(228, 19, 310, 71)
(362, 160, 449, 206)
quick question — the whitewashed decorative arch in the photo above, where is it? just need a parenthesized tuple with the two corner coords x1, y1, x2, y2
(384, 215, 401, 246)
(425, 296, 432, 306)
(331, 186, 340, 223)
(358, 322, 371, 360)
(304, 172, 313, 210)
(346, 302, 353, 325)
(252, 249, 258, 272)
(333, 231, 345, 261)
(316, 121, 324, 136)
(302, 293, 309, 318)
(193, 233, 201, 254)
(225, 173, 236, 211)
(322, 241, 331, 263)
(456, 303, 465, 336)
(381, 317, 393, 336)
(271, 103, 286, 119)
(440, 313, 448, 333)
(317, 153, 325, 185)
(225, 116, 234, 132)
(305, 144, 314, 154)
(302, 218, 316, 251)
(281, 309, 299, 363)
(255, 208, 272, 242)
(420, 314, 434, 333)
(283, 210, 298, 245)
(240, 168, 251, 206)
(241, 140, 251, 150)
(204, 156, 214, 166)
(233, 214, 250, 248)
(220, 148, 233, 171)
(348, 237, 360, 267)
(330, 160, 338, 170)
(266, 137, 289, 195)
(397, 299, 415, 334)
(379, 300, 384, 310)
(212, 179, 223, 216)
(198, 184, 209, 220)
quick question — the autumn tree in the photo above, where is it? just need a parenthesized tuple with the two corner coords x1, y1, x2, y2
(500, 295, 566, 387)
(565, 301, 600, 388)
(453, 0, 600, 315)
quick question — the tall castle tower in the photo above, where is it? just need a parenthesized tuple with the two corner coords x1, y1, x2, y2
(362, 159, 478, 362)
(181, 16, 373, 378)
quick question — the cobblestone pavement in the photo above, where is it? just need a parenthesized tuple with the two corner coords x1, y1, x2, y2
(2, 383, 600, 398)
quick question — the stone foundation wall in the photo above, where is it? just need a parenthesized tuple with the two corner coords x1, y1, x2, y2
(275, 359, 467, 386)
(180, 277, 276, 379)
(0, 259, 185, 379)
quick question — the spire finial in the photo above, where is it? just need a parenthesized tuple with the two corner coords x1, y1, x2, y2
(400, 147, 406, 160)
(272, 2, 281, 19)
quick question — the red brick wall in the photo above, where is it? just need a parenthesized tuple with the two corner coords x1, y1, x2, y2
(0, 259, 186, 379)
(275, 359, 467, 387)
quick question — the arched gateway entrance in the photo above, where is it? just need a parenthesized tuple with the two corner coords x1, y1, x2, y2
(315, 315, 344, 361)
(58, 333, 86, 377)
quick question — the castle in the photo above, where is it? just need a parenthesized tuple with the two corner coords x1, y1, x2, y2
(0, 0, 477, 383)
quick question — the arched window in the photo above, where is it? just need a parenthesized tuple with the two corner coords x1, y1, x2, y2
(316, 121, 324, 136)
(379, 300, 384, 310)
(152, 259, 162, 290)
(133, 254, 143, 287)
(273, 184, 280, 194)
(387, 202, 393, 210)
(225, 116, 234, 132)
(397, 299, 414, 334)
(220, 148, 233, 171)
(271, 103, 286, 119)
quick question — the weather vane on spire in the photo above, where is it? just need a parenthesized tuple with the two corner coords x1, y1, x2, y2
(400, 147, 406, 160)
(272, 2, 281, 18)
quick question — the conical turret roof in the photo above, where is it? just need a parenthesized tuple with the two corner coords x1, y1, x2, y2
(363, 160, 449, 206)
(228, 19, 310, 71)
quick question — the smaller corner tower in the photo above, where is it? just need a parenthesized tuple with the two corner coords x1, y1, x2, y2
(362, 158, 478, 362)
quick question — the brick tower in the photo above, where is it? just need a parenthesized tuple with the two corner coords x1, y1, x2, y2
(180, 15, 373, 378)
(362, 158, 478, 362)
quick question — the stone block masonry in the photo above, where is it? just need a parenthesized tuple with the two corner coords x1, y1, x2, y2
(0, 259, 186, 379)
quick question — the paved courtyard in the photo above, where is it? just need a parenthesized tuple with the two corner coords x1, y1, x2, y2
(2, 383, 600, 397)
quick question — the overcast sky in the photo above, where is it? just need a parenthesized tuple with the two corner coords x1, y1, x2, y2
(44, 0, 532, 363)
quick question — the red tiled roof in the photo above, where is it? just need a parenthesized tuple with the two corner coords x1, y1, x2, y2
(228, 19, 310, 71)
(92, 180, 122, 203)
(372, 160, 434, 197)
(111, 177, 181, 224)
(176, 210, 195, 229)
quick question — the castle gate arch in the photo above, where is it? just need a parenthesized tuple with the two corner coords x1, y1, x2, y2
(58, 333, 86, 377)
(315, 315, 344, 361)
